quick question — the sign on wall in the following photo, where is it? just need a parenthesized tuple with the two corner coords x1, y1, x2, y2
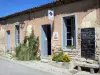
(48, 10, 54, 20)
(53, 32, 59, 40)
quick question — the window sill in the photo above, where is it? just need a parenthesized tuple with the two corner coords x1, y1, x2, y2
(62, 47, 76, 51)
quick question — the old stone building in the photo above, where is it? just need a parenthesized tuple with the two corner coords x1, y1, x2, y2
(0, 0, 100, 61)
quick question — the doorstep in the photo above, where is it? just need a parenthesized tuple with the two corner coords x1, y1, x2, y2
(41, 56, 52, 63)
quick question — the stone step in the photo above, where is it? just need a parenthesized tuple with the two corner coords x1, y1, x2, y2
(41, 59, 49, 63)
(41, 56, 52, 63)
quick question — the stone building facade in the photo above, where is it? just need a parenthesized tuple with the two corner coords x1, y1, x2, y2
(0, 0, 100, 60)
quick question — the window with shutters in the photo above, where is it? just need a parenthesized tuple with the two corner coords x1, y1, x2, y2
(62, 15, 76, 49)
(15, 25, 20, 46)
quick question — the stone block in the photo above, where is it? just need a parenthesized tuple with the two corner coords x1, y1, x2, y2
(86, 59, 94, 64)
(84, 63, 99, 68)
(75, 61, 99, 68)
(70, 69, 78, 74)
(62, 62, 70, 69)
(90, 68, 94, 74)
(50, 61, 71, 69)
(79, 58, 86, 62)
(56, 62, 63, 68)
(78, 66, 82, 71)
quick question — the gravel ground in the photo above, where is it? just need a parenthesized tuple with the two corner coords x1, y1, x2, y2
(0, 55, 100, 75)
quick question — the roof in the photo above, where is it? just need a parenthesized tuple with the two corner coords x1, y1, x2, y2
(0, 0, 81, 20)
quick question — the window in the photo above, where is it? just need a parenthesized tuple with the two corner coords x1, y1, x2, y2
(15, 25, 20, 46)
(62, 15, 76, 49)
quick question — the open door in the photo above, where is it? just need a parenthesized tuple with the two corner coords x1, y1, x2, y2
(41, 24, 51, 57)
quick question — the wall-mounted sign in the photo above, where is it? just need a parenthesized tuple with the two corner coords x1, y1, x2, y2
(53, 32, 59, 40)
(48, 10, 54, 20)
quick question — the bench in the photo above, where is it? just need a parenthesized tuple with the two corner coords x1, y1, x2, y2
(75, 62, 100, 74)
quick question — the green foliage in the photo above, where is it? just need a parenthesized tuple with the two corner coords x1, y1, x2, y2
(6, 49, 10, 54)
(15, 31, 39, 61)
(52, 52, 70, 62)
(15, 44, 21, 57)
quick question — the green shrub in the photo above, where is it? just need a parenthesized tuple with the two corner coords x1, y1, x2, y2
(15, 44, 21, 57)
(6, 49, 10, 54)
(52, 52, 70, 62)
(52, 53, 58, 61)
(15, 30, 39, 61)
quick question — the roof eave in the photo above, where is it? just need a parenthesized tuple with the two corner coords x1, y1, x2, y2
(0, 0, 81, 21)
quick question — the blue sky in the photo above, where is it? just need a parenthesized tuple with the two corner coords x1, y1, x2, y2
(0, 0, 55, 17)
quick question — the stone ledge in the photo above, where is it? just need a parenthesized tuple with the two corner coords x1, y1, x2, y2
(75, 61, 99, 69)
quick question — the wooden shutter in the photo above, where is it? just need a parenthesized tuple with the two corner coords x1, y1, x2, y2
(62, 18, 67, 49)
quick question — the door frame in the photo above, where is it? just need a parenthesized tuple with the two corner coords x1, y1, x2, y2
(81, 28, 96, 59)
(40, 23, 52, 57)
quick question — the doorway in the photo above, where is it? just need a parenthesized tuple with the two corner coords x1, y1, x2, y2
(81, 28, 95, 59)
(6, 31, 10, 50)
(41, 24, 51, 57)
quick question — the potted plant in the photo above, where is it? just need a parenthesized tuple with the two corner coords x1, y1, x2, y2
(52, 51, 71, 69)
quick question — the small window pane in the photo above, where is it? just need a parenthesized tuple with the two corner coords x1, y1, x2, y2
(67, 40, 72, 46)
(67, 26, 71, 32)
(67, 33, 72, 39)
(67, 18, 71, 25)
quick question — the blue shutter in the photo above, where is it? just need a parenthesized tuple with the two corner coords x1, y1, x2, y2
(62, 18, 67, 49)
(44, 32, 48, 57)
(72, 17, 76, 46)
(41, 26, 48, 57)
(41, 27, 44, 57)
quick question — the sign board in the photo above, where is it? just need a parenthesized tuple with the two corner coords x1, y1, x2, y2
(53, 32, 59, 40)
(48, 10, 54, 20)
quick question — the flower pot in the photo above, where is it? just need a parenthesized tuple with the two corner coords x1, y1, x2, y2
(50, 61, 70, 69)
(62, 62, 70, 69)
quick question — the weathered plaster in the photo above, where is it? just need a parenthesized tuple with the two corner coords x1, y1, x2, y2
(26, 24, 33, 37)
(81, 10, 100, 58)
(81, 10, 97, 28)
(0, 27, 6, 51)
